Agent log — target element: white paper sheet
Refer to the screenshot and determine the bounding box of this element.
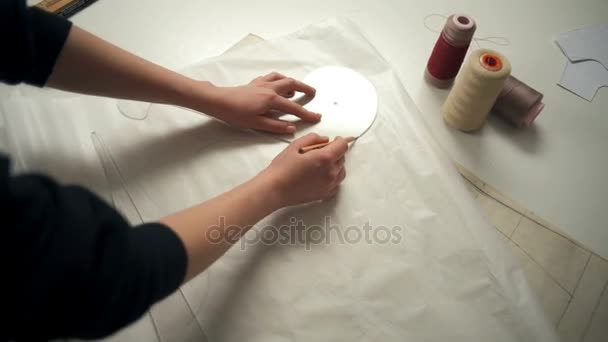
[103,18,556,341]
[558,59,608,101]
[280,66,378,140]
[556,24,608,101]
[1,18,558,342]
[556,24,608,68]
[1,98,112,203]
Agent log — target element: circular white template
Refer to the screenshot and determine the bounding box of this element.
[282,66,378,140]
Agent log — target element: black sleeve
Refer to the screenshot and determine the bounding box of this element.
[0,0,72,86]
[0,156,188,341]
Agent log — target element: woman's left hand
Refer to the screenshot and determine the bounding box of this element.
[198,72,322,134]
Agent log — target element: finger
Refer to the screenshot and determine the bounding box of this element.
[266,109,283,117]
[334,167,346,185]
[290,133,329,150]
[253,116,297,135]
[324,185,341,200]
[272,96,321,122]
[271,78,316,97]
[262,72,287,82]
[322,137,349,160]
[277,90,295,99]
[335,156,345,167]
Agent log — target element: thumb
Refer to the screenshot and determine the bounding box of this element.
[290,133,329,150]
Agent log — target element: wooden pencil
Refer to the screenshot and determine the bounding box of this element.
[35,0,97,18]
[298,137,355,154]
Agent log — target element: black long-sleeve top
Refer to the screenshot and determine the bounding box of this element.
[1,1,188,340]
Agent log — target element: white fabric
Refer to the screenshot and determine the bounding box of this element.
[0,18,558,342]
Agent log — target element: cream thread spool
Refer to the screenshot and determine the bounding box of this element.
[442,49,511,131]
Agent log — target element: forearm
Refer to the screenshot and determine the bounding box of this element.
[47,26,211,109]
[161,172,282,282]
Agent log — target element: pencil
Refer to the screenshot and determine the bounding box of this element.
[298,137,355,154]
[36,0,98,18]
[58,0,97,17]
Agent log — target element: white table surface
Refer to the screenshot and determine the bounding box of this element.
[20,0,608,259]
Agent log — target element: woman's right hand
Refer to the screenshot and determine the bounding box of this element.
[260,133,349,208]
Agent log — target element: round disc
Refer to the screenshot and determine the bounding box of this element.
[284,66,378,140]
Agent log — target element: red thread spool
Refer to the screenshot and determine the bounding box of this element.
[425,14,477,88]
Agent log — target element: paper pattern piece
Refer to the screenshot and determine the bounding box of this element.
[556,24,608,101]
[280,66,378,140]
[556,24,608,68]
[1,18,559,342]
[558,59,608,101]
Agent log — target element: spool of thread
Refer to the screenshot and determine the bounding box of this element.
[443,49,511,131]
[425,14,477,88]
[492,75,544,128]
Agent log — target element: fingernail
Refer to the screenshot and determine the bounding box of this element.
[315,113,322,120]
[286,125,296,133]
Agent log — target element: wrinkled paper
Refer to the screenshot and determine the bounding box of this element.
[1,18,558,342]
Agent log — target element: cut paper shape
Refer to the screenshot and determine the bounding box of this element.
[117,100,152,121]
[555,24,608,101]
[556,24,608,69]
[558,60,608,101]
[281,66,378,140]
